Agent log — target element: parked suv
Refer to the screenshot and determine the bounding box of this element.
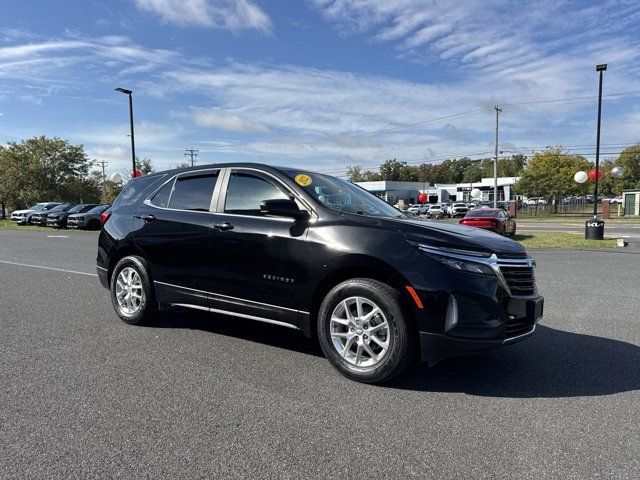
[68,204,110,230]
[11,202,61,225]
[47,203,99,228]
[30,203,75,226]
[97,163,543,384]
[449,202,469,217]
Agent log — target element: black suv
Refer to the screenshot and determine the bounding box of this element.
[97,163,543,383]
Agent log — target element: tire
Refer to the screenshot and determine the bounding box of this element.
[110,255,158,325]
[317,278,415,384]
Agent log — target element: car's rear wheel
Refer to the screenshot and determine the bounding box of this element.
[317,278,415,384]
[110,255,157,325]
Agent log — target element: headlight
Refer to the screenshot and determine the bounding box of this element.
[431,255,496,275]
[416,244,497,276]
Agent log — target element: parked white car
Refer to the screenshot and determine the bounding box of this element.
[10,202,61,225]
[450,202,469,217]
[427,204,446,217]
[526,198,547,206]
[609,196,623,204]
[407,204,428,215]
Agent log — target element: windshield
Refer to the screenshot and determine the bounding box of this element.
[87,204,110,214]
[68,204,87,213]
[284,171,404,218]
[49,204,70,212]
[29,204,45,211]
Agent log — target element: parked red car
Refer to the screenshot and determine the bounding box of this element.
[459,208,516,235]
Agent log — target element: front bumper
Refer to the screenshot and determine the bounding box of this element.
[419,295,543,365]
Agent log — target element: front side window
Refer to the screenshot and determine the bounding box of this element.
[168,172,218,211]
[225,171,289,216]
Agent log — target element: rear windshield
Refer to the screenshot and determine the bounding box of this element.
[111,175,165,209]
[466,210,499,217]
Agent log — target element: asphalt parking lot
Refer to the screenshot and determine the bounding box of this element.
[1,229,639,479]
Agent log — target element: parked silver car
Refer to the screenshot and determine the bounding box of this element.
[10,202,62,225]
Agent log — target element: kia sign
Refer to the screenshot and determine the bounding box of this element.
[585,220,604,240]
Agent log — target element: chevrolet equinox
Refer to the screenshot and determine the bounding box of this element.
[97,163,543,383]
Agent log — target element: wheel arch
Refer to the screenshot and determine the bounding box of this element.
[303,255,418,338]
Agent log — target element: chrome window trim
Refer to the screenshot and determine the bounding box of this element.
[170,303,300,330]
[154,280,309,314]
[143,167,222,214]
[417,244,536,297]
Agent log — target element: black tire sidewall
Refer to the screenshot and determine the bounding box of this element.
[110,256,156,325]
[317,279,411,384]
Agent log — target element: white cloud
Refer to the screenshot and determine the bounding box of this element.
[192,108,270,133]
[133,0,272,32]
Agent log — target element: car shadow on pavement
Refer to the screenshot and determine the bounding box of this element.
[386,325,640,398]
[143,307,325,358]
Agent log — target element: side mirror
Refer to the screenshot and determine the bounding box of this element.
[260,199,309,221]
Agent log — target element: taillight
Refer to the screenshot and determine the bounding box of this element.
[101,211,111,225]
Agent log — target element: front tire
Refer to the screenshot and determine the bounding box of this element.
[317,279,415,384]
[110,255,157,325]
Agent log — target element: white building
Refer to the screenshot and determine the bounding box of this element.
[355,181,428,206]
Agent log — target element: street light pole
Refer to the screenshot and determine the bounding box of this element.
[593,65,606,220]
[115,87,136,176]
[493,105,501,208]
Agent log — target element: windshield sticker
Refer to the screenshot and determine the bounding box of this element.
[295,174,313,186]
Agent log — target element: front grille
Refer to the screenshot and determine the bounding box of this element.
[500,266,536,296]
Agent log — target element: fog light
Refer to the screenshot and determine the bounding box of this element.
[445,295,458,332]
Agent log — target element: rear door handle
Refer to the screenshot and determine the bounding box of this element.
[213,222,234,231]
[140,214,155,223]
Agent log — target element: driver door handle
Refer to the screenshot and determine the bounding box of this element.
[214,222,234,231]
[140,214,156,223]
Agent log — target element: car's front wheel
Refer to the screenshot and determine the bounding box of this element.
[317,278,415,384]
[110,255,157,325]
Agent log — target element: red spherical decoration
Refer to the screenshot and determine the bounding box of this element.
[132,169,143,178]
[588,169,603,181]
[418,193,428,203]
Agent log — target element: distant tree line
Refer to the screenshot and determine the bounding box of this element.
[0,136,157,215]
[346,145,640,202]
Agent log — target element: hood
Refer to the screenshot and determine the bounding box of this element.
[343,214,526,257]
[12,209,33,214]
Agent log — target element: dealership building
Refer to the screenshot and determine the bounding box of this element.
[357,177,520,205]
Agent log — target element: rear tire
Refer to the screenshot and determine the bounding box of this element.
[317,278,415,384]
[110,255,158,325]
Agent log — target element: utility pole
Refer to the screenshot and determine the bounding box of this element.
[493,105,502,208]
[115,87,136,176]
[99,160,108,202]
[185,148,199,167]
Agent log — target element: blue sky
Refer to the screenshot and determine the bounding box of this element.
[1,0,640,177]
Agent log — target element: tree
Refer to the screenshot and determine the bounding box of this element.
[137,156,154,174]
[379,159,407,181]
[616,144,640,190]
[346,165,366,182]
[514,148,591,209]
[0,136,97,210]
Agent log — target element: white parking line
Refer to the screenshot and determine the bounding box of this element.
[0,260,97,277]
[47,235,69,238]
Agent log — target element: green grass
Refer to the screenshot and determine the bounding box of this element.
[512,232,618,249]
[514,215,640,223]
[0,218,95,233]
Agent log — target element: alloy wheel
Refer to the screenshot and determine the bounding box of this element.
[115,267,144,316]
[329,296,390,367]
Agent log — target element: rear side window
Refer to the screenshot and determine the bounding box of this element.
[224,171,289,216]
[149,179,175,208]
[112,175,165,209]
[168,172,218,211]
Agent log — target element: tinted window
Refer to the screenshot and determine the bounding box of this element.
[49,204,70,212]
[80,204,98,213]
[225,171,289,216]
[168,172,218,211]
[87,204,110,214]
[150,179,175,208]
[112,175,165,209]
[68,204,87,213]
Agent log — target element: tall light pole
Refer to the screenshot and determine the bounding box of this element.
[115,87,136,176]
[493,105,502,208]
[585,64,607,240]
[593,64,606,219]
